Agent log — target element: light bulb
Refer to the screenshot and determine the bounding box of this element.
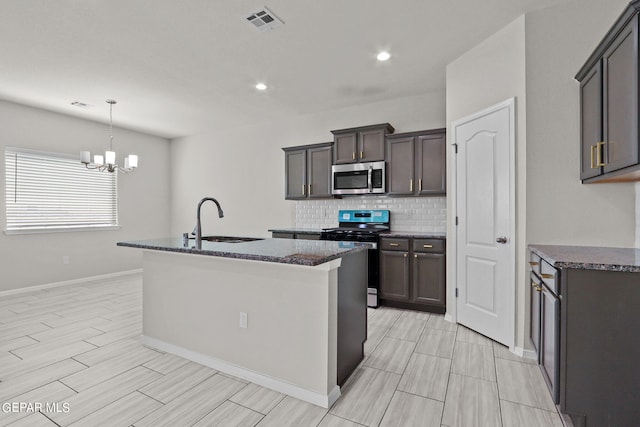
[105,151,116,165]
[377,51,391,61]
[80,151,91,164]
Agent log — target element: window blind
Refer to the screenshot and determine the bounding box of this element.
[5,147,118,231]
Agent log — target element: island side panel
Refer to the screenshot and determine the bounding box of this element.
[141,250,339,398]
[336,250,367,386]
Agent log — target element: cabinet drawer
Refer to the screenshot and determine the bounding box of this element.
[380,238,409,251]
[540,260,559,294]
[529,252,541,275]
[413,239,445,253]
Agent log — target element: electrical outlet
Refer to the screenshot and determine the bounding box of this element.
[63,256,69,265]
[239,312,248,329]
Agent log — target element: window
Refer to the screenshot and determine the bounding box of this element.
[5,147,118,233]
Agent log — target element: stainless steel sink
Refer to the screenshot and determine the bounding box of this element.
[200,236,263,243]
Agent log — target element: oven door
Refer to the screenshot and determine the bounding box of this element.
[332,161,385,195]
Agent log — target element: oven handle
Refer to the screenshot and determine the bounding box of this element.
[367,165,373,192]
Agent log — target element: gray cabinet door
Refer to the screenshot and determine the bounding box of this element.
[285,149,307,200]
[379,250,410,301]
[580,62,603,180]
[603,16,638,174]
[386,137,415,196]
[416,133,446,195]
[412,253,445,306]
[359,128,386,162]
[333,133,358,164]
[529,274,541,361]
[540,285,560,404]
[307,146,332,198]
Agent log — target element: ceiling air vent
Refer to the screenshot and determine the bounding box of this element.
[245,7,284,32]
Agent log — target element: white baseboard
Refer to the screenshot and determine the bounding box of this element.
[444,313,455,324]
[140,335,341,409]
[513,345,538,361]
[0,269,143,297]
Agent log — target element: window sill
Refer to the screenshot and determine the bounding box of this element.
[4,225,122,236]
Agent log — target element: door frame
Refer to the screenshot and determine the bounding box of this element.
[447,97,517,350]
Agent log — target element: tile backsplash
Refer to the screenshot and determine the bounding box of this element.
[295,197,447,232]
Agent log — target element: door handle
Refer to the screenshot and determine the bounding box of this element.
[596,141,606,167]
[496,236,508,244]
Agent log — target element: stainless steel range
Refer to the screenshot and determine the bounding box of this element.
[321,210,390,308]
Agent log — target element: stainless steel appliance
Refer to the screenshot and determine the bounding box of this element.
[331,161,385,195]
[321,209,390,307]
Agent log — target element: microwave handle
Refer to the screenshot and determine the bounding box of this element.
[367,165,373,192]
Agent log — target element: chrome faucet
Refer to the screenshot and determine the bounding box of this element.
[193,197,224,246]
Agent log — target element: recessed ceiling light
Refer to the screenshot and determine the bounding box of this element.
[377,51,391,62]
[255,83,268,91]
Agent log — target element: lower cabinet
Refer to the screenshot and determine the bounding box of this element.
[529,248,640,426]
[379,237,445,312]
[529,254,560,404]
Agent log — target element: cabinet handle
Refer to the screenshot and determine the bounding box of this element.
[409,179,413,192]
[541,273,554,279]
[308,184,312,195]
[360,151,364,159]
[596,141,606,167]
[352,152,356,160]
[531,282,543,292]
[389,243,400,247]
[414,254,418,258]
[419,179,422,192]
[423,244,433,248]
[529,261,539,266]
[403,253,407,258]
[302,184,306,196]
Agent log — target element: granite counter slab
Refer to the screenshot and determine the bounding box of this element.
[117,237,370,267]
[268,228,324,235]
[529,244,640,273]
[379,232,446,239]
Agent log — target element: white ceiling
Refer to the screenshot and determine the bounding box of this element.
[0,0,570,139]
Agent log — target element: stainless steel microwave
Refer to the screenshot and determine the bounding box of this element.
[331,161,386,195]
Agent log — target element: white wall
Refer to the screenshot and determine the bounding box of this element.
[170,91,446,237]
[446,16,528,349]
[525,0,635,248]
[0,100,171,291]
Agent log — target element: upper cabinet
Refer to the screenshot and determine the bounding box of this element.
[576,4,640,183]
[386,129,446,196]
[331,123,394,164]
[282,142,333,200]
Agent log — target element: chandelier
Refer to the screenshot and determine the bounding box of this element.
[80,100,138,173]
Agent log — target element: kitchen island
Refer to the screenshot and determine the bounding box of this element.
[117,237,370,408]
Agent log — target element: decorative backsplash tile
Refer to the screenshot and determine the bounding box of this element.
[295,197,447,232]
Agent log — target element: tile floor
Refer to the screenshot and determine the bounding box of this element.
[0,275,565,426]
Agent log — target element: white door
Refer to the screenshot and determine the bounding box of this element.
[454,98,515,348]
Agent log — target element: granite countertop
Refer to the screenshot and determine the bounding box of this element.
[380,231,447,239]
[268,228,324,235]
[117,237,370,267]
[529,244,640,273]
